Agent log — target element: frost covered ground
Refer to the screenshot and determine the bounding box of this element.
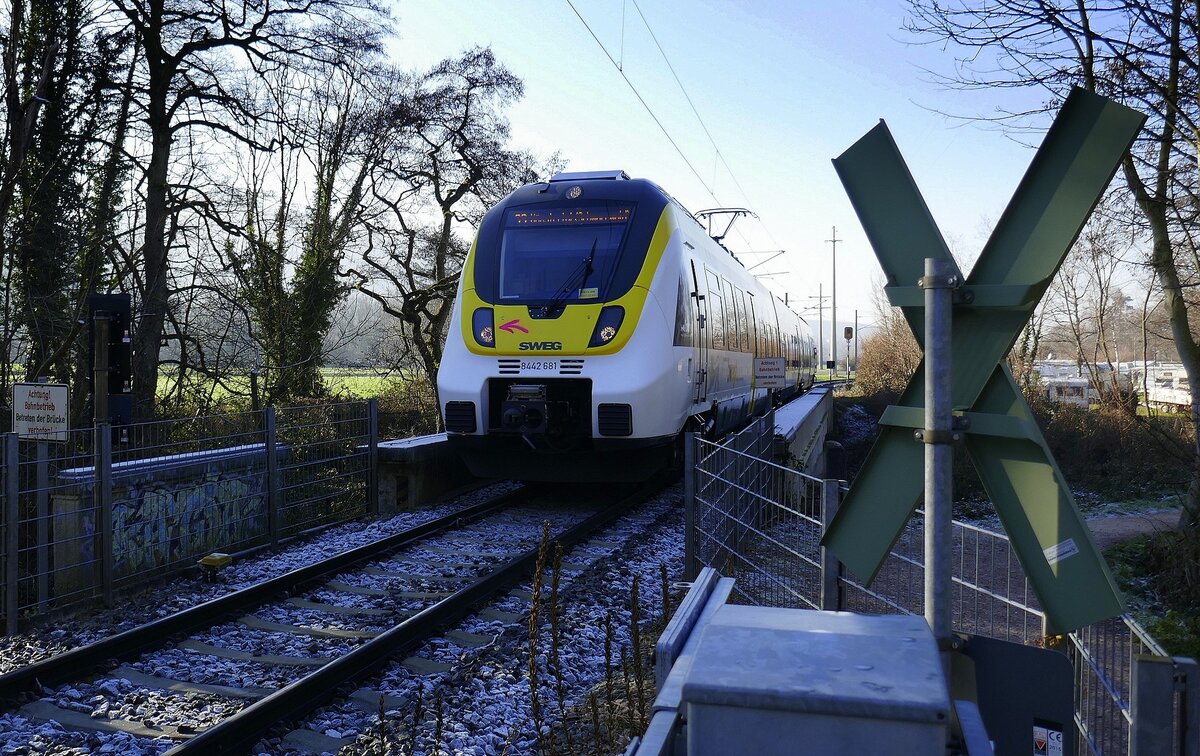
[0,480,686,755]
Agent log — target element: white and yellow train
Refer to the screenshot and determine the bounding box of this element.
[438,170,816,481]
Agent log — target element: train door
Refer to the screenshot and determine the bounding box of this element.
[689,260,708,402]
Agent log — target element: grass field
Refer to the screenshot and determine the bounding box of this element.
[156,367,418,402]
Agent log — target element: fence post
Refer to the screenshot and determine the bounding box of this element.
[95,422,113,606]
[684,432,697,580]
[763,410,776,529]
[265,406,280,546]
[1185,658,1200,756]
[732,430,745,553]
[367,398,379,516]
[35,440,48,609]
[5,433,18,634]
[820,479,841,611]
[1131,654,1192,755]
[719,439,734,573]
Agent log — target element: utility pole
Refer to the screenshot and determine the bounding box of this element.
[827,227,840,376]
[807,285,829,368]
[854,309,859,371]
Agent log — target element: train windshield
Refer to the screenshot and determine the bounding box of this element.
[498,202,635,303]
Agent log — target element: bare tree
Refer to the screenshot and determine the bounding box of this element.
[1011,303,1045,390]
[855,280,923,397]
[111,0,388,417]
[1040,212,1136,404]
[222,57,418,404]
[347,47,559,390]
[907,0,1200,524]
[0,0,132,422]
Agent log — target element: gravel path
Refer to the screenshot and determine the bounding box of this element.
[1087,507,1182,549]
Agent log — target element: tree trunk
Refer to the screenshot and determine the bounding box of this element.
[1147,223,1200,526]
[132,77,172,419]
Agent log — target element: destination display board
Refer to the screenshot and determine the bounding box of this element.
[12,383,69,442]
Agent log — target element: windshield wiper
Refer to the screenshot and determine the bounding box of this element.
[538,238,597,316]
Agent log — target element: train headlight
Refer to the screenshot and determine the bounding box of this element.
[472,308,495,347]
[588,306,625,347]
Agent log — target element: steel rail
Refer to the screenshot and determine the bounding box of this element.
[165,478,663,755]
[0,487,527,701]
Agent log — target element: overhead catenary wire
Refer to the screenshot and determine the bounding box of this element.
[565,0,721,204]
[566,0,789,288]
[628,0,784,254]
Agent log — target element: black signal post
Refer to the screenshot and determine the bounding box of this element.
[87,294,133,442]
[92,314,110,424]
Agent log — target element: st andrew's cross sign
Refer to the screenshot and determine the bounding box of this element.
[823,89,1145,633]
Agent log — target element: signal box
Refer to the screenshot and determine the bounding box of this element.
[87,293,133,436]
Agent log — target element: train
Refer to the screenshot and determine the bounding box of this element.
[437,170,817,481]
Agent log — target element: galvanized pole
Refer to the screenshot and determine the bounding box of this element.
[96,422,113,606]
[820,479,841,611]
[264,406,280,546]
[35,376,48,609]
[4,433,18,634]
[683,432,696,580]
[854,310,859,372]
[1131,654,1199,755]
[817,284,823,368]
[921,257,955,669]
[827,227,839,376]
[366,398,379,516]
[35,438,47,609]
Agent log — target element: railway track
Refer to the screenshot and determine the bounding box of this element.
[814,376,854,390]
[0,479,666,754]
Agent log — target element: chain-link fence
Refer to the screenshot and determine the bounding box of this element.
[685,419,1183,755]
[1,400,378,633]
[686,410,828,610]
[276,402,371,537]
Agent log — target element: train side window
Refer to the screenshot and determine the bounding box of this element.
[730,284,748,353]
[722,278,738,352]
[705,270,725,349]
[733,288,746,352]
[729,285,742,352]
[721,278,733,351]
[674,275,693,346]
[745,292,757,356]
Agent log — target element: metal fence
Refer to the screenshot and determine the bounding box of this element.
[685,422,1187,755]
[686,410,831,611]
[0,400,378,633]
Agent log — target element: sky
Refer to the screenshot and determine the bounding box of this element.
[388,0,1051,354]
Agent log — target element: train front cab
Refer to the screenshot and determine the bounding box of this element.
[439,173,685,481]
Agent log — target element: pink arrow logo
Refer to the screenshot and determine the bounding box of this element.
[499,319,529,334]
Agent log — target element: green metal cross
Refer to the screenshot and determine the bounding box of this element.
[823,88,1145,633]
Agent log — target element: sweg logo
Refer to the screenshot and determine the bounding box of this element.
[519,341,563,351]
